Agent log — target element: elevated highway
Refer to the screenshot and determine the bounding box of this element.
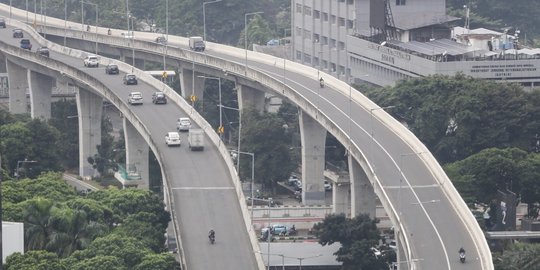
[0,4,493,270]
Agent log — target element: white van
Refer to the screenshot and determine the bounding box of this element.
[165,132,181,146]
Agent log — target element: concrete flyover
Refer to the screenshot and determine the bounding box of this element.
[0,4,493,270]
[0,16,263,270]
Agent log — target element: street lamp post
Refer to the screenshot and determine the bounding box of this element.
[244,12,264,74]
[231,150,254,222]
[81,1,98,55]
[252,197,273,270]
[296,254,323,270]
[221,105,242,172]
[15,159,38,180]
[197,76,222,139]
[203,0,222,42]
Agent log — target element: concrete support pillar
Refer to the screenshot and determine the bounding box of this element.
[237,84,265,112]
[123,117,149,189]
[349,156,376,218]
[76,88,102,178]
[299,111,327,205]
[0,54,8,98]
[180,68,204,100]
[6,59,28,114]
[333,181,351,216]
[28,71,54,119]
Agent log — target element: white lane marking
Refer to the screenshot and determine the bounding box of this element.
[171,187,235,190]
[384,184,440,189]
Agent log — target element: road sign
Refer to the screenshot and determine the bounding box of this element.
[162,71,168,79]
[190,95,197,102]
[218,126,224,134]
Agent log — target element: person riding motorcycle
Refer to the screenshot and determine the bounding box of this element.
[459,247,466,263]
[208,229,216,244]
[319,77,325,88]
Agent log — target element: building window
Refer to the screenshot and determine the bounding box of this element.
[338,41,345,50]
[322,60,328,69]
[339,65,345,75]
[296,3,302,13]
[338,17,345,27]
[295,27,302,36]
[314,57,320,66]
[330,39,337,48]
[313,33,320,43]
[347,20,354,29]
[321,36,328,45]
[304,54,311,64]
[303,29,311,40]
[347,0,354,4]
[396,0,406,5]
[296,50,302,60]
[314,10,320,19]
[322,12,329,21]
[303,6,312,16]
[331,15,336,24]
[331,63,337,72]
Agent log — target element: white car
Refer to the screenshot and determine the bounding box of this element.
[176,117,191,132]
[165,132,181,146]
[128,92,143,105]
[324,180,332,191]
[83,55,99,67]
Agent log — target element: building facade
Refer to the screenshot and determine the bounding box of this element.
[292,0,540,87]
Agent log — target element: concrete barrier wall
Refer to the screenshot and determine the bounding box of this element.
[8,9,493,267]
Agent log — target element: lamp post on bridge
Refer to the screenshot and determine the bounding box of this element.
[197,76,223,139]
[251,197,274,270]
[221,104,242,172]
[81,1,98,55]
[231,150,254,222]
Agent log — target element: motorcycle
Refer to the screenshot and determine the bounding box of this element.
[459,252,466,263]
[209,234,215,244]
[319,79,325,88]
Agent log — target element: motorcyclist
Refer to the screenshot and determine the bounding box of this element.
[319,77,325,88]
[459,247,466,255]
[459,247,466,262]
[107,28,112,35]
[209,229,215,239]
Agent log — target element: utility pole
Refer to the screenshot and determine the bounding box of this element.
[0,155,3,270]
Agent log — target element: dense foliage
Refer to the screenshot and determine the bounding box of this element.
[363,74,540,164]
[1,173,177,270]
[312,214,393,270]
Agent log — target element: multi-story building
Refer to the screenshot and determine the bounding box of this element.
[292,0,540,88]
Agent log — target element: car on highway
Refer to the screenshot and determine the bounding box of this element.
[287,174,299,186]
[261,224,288,237]
[127,92,143,105]
[12,28,23,38]
[105,64,119,74]
[123,74,138,85]
[83,55,99,67]
[165,132,181,146]
[176,117,191,132]
[152,91,167,104]
[155,36,167,45]
[20,39,32,50]
[0,18,6,28]
[324,180,332,191]
[36,46,49,57]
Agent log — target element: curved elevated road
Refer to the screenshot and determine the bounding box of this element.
[0,4,492,270]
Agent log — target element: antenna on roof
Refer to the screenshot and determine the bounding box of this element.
[463,5,470,30]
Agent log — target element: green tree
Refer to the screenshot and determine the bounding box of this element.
[5,250,67,270]
[238,14,275,49]
[50,99,79,169]
[312,214,389,269]
[2,172,77,204]
[134,253,181,270]
[495,243,540,270]
[22,197,55,251]
[241,108,295,189]
[112,212,167,253]
[69,255,127,270]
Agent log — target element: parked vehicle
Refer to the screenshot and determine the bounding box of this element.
[121,31,134,39]
[105,64,119,74]
[155,36,167,44]
[176,117,191,132]
[152,91,167,104]
[165,132,181,146]
[288,174,299,186]
[324,180,332,191]
[123,74,138,85]
[189,36,205,52]
[20,39,32,50]
[36,46,49,57]
[188,129,204,151]
[127,92,143,105]
[83,55,99,67]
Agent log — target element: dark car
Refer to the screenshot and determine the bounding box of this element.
[155,36,167,45]
[36,46,49,57]
[152,91,167,104]
[13,29,23,38]
[20,39,32,50]
[105,64,119,75]
[0,18,6,28]
[123,74,138,85]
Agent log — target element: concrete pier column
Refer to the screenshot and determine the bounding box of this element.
[76,88,103,178]
[349,156,376,218]
[237,84,265,112]
[180,68,204,100]
[123,117,149,189]
[6,59,28,114]
[28,71,54,119]
[299,111,327,205]
[333,180,351,216]
[0,54,8,98]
